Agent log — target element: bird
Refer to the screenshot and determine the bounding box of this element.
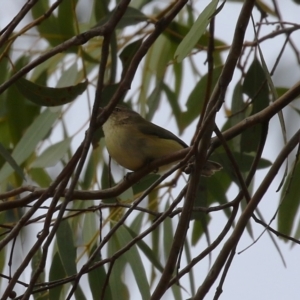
[102,105,222,176]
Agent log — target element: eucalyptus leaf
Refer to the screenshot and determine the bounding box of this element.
[0,142,25,180]
[88,246,113,300]
[49,252,66,300]
[95,6,147,29]
[174,0,219,62]
[56,220,77,276]
[0,109,60,183]
[115,225,151,299]
[278,160,300,237]
[15,78,88,107]
[31,138,72,168]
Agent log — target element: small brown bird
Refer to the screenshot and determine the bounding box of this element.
[102,106,222,175]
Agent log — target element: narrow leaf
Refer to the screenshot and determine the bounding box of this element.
[115,225,151,299]
[15,78,88,107]
[126,225,164,272]
[88,246,113,300]
[56,220,77,276]
[31,138,72,168]
[0,142,25,180]
[0,109,60,183]
[95,6,147,29]
[278,159,300,237]
[174,0,219,62]
[49,252,66,300]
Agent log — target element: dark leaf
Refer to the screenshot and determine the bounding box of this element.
[94,6,147,29]
[0,143,25,180]
[15,78,88,107]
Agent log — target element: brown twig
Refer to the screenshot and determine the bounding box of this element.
[0,0,40,48]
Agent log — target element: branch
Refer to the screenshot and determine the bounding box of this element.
[0,0,40,48]
[0,0,131,94]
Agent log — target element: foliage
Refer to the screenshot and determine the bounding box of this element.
[0,0,300,299]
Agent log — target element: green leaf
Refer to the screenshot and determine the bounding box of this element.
[57,63,79,87]
[95,6,147,29]
[229,80,245,127]
[6,79,40,146]
[108,233,129,300]
[174,0,219,62]
[57,0,76,41]
[126,225,164,272]
[180,65,223,131]
[163,201,174,260]
[118,187,134,202]
[88,246,113,300]
[15,78,88,107]
[162,83,182,131]
[138,35,174,110]
[82,209,97,246]
[31,0,76,47]
[211,150,271,188]
[0,143,25,180]
[243,59,269,113]
[0,108,60,183]
[132,174,160,195]
[31,138,72,168]
[49,251,66,300]
[82,151,98,189]
[56,220,87,300]
[241,58,269,153]
[278,159,300,237]
[120,38,143,78]
[115,225,151,299]
[146,80,164,121]
[28,168,52,188]
[31,248,45,300]
[56,220,77,276]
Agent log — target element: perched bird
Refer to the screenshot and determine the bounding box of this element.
[102,106,222,176]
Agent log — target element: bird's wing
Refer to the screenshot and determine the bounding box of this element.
[138,121,188,148]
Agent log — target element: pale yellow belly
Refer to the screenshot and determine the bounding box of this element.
[103,124,184,171]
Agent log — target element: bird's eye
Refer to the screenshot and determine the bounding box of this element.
[114,107,121,112]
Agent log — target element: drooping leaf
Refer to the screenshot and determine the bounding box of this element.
[146,80,164,121]
[31,0,76,47]
[28,168,52,188]
[132,174,160,195]
[278,159,300,238]
[94,6,148,29]
[180,65,223,132]
[241,58,269,153]
[126,225,164,272]
[0,108,60,183]
[211,150,271,185]
[163,201,174,259]
[88,246,113,300]
[56,220,77,277]
[0,143,25,180]
[138,34,174,111]
[6,74,40,146]
[49,251,66,300]
[31,247,45,300]
[15,77,88,107]
[174,0,219,62]
[56,220,87,300]
[115,225,151,299]
[120,38,144,78]
[31,138,72,168]
[82,151,98,189]
[107,232,130,300]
